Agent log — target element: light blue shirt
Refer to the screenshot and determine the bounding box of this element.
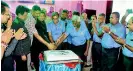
[65,19,73,44]
[65,21,91,46]
[93,23,105,43]
[60,19,72,43]
[47,20,65,42]
[101,23,126,48]
[123,31,133,57]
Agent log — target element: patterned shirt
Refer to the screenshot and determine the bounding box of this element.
[25,13,38,44]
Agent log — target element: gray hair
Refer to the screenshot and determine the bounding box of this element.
[72,15,81,22]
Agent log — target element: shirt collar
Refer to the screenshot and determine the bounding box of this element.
[59,18,70,22]
[52,20,60,26]
[99,22,105,26]
[14,17,25,24]
[111,23,120,27]
[18,17,24,22]
[97,22,105,28]
[127,31,133,35]
[130,31,133,35]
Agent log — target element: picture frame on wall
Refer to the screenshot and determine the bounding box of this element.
[9,0,55,4]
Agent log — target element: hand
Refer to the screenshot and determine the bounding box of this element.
[92,22,96,28]
[52,43,58,50]
[21,55,27,61]
[1,29,13,44]
[84,19,88,23]
[55,39,60,46]
[125,9,132,15]
[7,17,12,29]
[47,43,56,50]
[91,29,94,34]
[84,50,88,56]
[20,33,27,40]
[116,38,125,45]
[102,26,110,33]
[14,28,27,40]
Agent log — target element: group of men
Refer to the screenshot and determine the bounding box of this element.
[1,1,133,71]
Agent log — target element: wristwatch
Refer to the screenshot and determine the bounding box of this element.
[108,31,111,34]
[1,41,8,48]
[123,43,126,48]
[116,37,120,41]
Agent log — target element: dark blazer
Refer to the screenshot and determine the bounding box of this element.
[12,17,31,55]
[35,19,49,42]
[85,21,93,41]
[32,19,49,52]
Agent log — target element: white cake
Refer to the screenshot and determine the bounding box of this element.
[44,50,81,64]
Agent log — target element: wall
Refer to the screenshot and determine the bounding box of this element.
[83,0,107,15]
[112,0,133,21]
[4,0,107,16]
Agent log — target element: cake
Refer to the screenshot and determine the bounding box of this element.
[44,50,81,64]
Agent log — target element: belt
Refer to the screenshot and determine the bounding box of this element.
[124,55,133,59]
[93,41,101,44]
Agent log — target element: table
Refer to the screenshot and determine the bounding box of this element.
[39,60,81,71]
